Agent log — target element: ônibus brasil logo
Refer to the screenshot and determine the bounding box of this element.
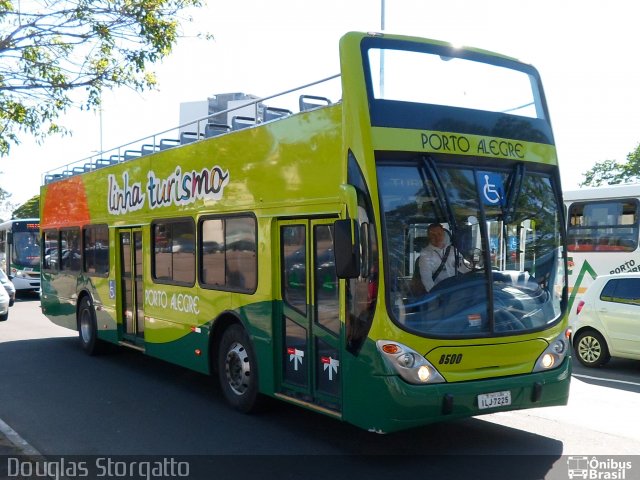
[567,456,632,479]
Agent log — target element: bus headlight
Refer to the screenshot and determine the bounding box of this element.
[417,365,431,382]
[398,353,415,368]
[533,331,569,372]
[376,340,445,385]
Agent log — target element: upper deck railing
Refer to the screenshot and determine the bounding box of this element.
[42,74,341,185]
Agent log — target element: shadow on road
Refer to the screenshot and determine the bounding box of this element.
[0,335,565,479]
[15,291,41,303]
[572,356,640,394]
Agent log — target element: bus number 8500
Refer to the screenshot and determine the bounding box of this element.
[439,353,463,365]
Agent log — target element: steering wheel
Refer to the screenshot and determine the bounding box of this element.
[494,308,527,332]
[464,248,484,271]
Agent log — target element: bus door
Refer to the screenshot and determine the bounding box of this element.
[277,219,342,413]
[117,228,145,346]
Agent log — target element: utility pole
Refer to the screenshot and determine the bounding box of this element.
[380,0,386,97]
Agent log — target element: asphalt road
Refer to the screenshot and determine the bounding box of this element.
[2,297,640,480]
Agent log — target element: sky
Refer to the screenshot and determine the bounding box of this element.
[3,0,640,211]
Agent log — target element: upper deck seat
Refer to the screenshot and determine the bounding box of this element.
[231,116,256,130]
[263,106,293,122]
[299,95,331,111]
[180,131,205,145]
[160,138,180,150]
[205,123,231,138]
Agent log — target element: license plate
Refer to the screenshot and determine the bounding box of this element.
[478,390,512,410]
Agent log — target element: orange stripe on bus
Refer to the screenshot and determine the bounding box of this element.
[42,177,91,227]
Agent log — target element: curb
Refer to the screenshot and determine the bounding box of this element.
[0,417,41,457]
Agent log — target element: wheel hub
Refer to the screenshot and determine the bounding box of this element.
[578,336,601,364]
[225,342,250,395]
[80,309,92,343]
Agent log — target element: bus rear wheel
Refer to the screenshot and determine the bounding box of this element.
[217,324,263,413]
[78,297,102,356]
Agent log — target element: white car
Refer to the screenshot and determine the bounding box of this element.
[0,269,16,306]
[569,273,640,367]
[0,280,9,321]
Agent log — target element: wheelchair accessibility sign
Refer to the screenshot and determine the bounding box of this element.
[476,171,504,206]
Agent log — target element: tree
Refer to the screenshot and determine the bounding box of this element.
[579,159,626,187]
[0,0,205,156]
[12,193,39,218]
[581,143,640,187]
[0,182,16,220]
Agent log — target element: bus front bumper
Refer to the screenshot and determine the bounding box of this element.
[346,356,572,434]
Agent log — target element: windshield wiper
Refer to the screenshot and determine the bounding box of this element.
[503,163,526,224]
[420,155,457,234]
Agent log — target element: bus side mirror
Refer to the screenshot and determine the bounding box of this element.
[6,232,12,245]
[334,219,360,279]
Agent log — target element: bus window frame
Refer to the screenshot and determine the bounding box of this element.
[59,226,82,273]
[151,217,196,288]
[359,36,554,144]
[198,213,258,294]
[82,224,110,277]
[567,198,639,253]
[42,229,60,273]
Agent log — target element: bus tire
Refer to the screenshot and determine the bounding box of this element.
[217,324,263,413]
[78,297,102,356]
[574,330,610,368]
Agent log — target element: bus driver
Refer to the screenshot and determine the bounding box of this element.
[419,223,470,292]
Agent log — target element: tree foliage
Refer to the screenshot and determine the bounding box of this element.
[0,181,16,219]
[581,143,640,187]
[0,0,204,156]
[12,193,39,218]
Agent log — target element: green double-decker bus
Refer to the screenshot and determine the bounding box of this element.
[40,32,571,433]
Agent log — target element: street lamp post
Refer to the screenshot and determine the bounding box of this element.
[379,0,386,97]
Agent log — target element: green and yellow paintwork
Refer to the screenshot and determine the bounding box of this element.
[40,31,569,433]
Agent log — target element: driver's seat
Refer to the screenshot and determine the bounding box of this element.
[410,256,426,296]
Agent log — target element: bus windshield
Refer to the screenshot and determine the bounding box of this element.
[379,158,565,337]
[12,230,41,268]
[368,47,544,119]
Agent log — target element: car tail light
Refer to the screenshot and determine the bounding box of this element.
[576,300,585,315]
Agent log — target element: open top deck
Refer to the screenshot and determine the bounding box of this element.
[42,74,342,184]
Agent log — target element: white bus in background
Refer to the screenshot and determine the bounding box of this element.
[564,184,640,311]
[0,218,41,292]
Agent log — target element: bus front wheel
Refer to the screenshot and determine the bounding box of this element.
[217,324,263,413]
[78,297,102,356]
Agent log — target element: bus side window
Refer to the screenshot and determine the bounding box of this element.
[43,230,60,271]
[225,217,257,291]
[83,225,109,276]
[152,219,195,285]
[60,228,81,272]
[199,215,257,293]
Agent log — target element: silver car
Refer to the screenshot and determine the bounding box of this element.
[0,269,16,307]
[0,278,9,321]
